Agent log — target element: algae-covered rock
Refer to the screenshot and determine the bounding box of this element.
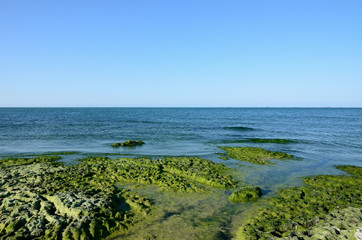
[111,140,145,147]
[229,186,262,203]
[0,156,153,240]
[0,155,237,239]
[0,156,61,168]
[237,165,362,239]
[308,207,362,240]
[121,140,145,147]
[79,156,237,191]
[219,146,294,164]
[111,142,122,148]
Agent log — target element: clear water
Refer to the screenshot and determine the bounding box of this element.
[1,108,362,238]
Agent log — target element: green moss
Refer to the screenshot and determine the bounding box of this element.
[229,186,262,203]
[234,138,295,144]
[121,140,145,147]
[0,155,237,239]
[78,156,237,191]
[237,165,362,239]
[219,147,294,164]
[336,165,362,177]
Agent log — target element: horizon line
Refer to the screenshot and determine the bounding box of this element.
[0,106,362,109]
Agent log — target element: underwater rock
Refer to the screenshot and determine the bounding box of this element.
[229,186,262,203]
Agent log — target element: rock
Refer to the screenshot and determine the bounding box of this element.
[121,140,145,147]
[111,142,122,148]
[229,186,262,203]
[356,228,362,240]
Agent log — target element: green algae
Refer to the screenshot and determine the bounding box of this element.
[337,165,362,176]
[0,155,237,239]
[235,138,295,144]
[78,156,237,191]
[0,156,153,240]
[307,207,361,240]
[236,165,362,239]
[229,186,262,203]
[219,147,294,164]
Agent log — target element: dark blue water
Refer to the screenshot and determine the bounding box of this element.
[1,108,361,190]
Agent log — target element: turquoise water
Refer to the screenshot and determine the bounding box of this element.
[1,108,362,238]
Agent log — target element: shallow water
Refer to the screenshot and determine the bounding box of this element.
[1,108,361,238]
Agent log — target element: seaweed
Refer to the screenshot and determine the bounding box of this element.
[229,186,262,203]
[219,147,294,164]
[236,165,362,239]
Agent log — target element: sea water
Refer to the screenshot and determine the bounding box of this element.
[1,108,361,238]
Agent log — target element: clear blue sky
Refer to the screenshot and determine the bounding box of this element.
[1,0,361,107]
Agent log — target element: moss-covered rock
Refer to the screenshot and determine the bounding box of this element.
[229,186,262,203]
[78,156,237,191]
[121,140,145,147]
[111,141,145,148]
[111,142,122,148]
[0,156,61,168]
[219,147,294,164]
[0,156,152,240]
[237,165,362,239]
[0,155,237,239]
[308,207,361,240]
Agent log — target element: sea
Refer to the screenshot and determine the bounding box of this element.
[1,107,362,179]
[1,107,362,238]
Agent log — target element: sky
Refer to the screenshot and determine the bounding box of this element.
[0,0,361,107]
